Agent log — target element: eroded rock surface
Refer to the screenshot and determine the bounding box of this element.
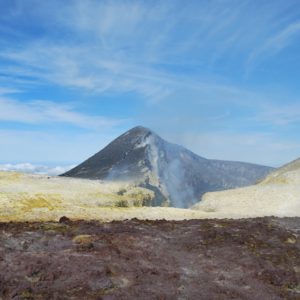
[0,217,299,299]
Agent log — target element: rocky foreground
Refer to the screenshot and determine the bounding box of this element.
[0,217,299,299]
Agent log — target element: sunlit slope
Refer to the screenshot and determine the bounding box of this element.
[0,171,160,221]
[193,158,300,217]
[0,171,214,222]
[260,157,300,184]
[3,164,298,222]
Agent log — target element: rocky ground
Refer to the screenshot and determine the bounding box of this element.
[0,217,299,300]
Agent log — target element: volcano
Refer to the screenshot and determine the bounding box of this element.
[61,126,273,207]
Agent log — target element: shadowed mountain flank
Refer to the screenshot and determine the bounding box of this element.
[61,126,273,207]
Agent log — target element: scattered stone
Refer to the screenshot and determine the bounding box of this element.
[59,216,70,223]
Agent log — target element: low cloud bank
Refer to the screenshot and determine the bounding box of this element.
[0,163,75,176]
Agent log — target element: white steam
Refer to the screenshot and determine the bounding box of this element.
[146,135,197,208]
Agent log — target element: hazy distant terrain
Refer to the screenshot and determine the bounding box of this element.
[62,126,273,207]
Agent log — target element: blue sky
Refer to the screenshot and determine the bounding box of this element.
[1,0,300,171]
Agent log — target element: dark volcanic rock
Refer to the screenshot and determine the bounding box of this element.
[0,217,299,299]
[61,126,273,207]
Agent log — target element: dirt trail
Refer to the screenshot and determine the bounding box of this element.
[0,217,299,299]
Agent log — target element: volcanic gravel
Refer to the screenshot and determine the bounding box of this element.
[0,217,299,299]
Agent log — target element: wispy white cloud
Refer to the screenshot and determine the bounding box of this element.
[0,1,300,166]
[0,44,171,101]
[2,0,299,101]
[0,87,22,95]
[248,21,300,69]
[0,97,122,129]
[253,102,300,126]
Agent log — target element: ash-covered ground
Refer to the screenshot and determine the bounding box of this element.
[0,217,299,299]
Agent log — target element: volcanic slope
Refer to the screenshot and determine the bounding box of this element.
[193,157,300,217]
[62,126,272,207]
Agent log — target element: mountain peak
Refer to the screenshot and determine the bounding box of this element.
[125,126,155,137]
[130,125,152,132]
[61,127,273,207]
